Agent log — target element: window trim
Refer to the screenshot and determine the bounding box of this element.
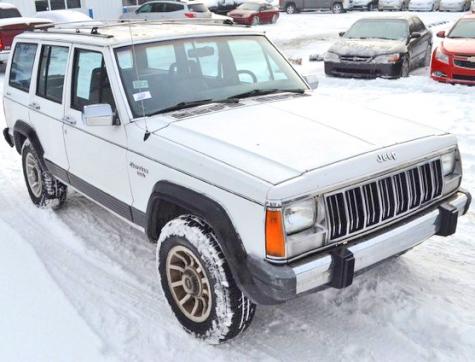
[9,42,38,93]
[36,44,69,104]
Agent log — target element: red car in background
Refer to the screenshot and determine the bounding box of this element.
[431,13,475,85]
[0,3,51,64]
[228,2,279,26]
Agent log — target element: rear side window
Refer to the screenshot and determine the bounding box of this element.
[9,43,38,92]
[188,4,207,12]
[165,3,184,11]
[71,49,116,112]
[0,8,21,18]
[37,45,69,103]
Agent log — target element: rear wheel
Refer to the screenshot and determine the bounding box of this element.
[332,2,344,13]
[157,215,256,344]
[424,45,432,67]
[21,140,67,209]
[285,3,297,14]
[251,15,260,26]
[271,14,278,24]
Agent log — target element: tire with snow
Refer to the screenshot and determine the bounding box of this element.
[332,2,344,13]
[423,45,432,67]
[21,140,67,209]
[285,3,297,14]
[157,215,256,344]
[400,55,410,78]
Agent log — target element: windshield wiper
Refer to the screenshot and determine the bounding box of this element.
[229,88,305,100]
[152,98,239,115]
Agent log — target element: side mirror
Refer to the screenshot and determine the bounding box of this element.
[410,32,422,39]
[303,74,319,90]
[339,31,345,37]
[83,104,115,126]
[436,30,446,38]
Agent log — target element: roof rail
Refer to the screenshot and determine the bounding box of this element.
[29,18,244,38]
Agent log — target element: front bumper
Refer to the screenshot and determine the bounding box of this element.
[431,55,475,85]
[247,191,471,304]
[325,59,403,79]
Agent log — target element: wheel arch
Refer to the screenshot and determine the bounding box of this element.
[145,181,290,305]
[13,120,44,159]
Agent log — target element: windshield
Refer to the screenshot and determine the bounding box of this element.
[0,8,21,18]
[237,3,261,11]
[345,19,409,40]
[115,35,306,117]
[448,19,475,39]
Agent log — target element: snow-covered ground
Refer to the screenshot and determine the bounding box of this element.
[1,11,474,362]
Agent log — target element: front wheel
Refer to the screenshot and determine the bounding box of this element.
[251,15,260,26]
[424,45,432,67]
[271,14,278,24]
[332,2,344,13]
[400,55,410,78]
[21,140,67,209]
[157,215,256,344]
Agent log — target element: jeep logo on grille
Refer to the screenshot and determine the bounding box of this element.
[377,152,397,163]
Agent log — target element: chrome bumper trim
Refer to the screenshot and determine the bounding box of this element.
[293,192,468,294]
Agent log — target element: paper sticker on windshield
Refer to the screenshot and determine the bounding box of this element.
[133,80,149,89]
[133,91,152,102]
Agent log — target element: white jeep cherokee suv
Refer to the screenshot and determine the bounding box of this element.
[2,21,471,344]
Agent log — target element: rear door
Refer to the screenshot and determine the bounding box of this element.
[28,43,71,173]
[409,18,429,64]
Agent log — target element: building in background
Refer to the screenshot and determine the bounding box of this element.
[3,0,150,20]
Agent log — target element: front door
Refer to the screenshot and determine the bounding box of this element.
[63,46,133,219]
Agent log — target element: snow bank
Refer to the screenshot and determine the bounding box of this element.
[0,219,114,362]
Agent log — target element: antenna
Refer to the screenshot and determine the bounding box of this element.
[126,22,151,141]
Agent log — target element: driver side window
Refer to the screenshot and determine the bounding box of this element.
[137,4,152,13]
[71,49,116,113]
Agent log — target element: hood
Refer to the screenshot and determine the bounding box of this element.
[150,95,445,184]
[329,38,407,57]
[442,38,475,55]
[228,10,255,16]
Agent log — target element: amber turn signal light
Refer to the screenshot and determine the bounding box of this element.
[265,209,286,258]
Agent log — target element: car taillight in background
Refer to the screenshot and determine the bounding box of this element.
[185,12,196,18]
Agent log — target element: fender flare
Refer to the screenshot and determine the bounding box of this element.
[146,181,294,304]
[13,120,44,159]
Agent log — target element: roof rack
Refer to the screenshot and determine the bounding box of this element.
[30,17,240,38]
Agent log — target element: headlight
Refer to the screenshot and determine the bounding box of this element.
[283,199,316,234]
[373,53,400,64]
[441,152,456,176]
[324,52,340,62]
[435,47,449,64]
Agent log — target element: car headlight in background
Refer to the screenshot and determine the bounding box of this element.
[324,52,340,62]
[283,198,316,234]
[435,47,449,64]
[373,53,400,64]
[441,151,456,176]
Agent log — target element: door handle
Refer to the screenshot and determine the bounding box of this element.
[29,102,40,110]
[62,116,76,125]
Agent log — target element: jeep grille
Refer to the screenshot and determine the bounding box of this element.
[325,158,444,241]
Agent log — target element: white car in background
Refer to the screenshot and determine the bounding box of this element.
[378,0,410,10]
[408,0,441,10]
[351,0,378,10]
[439,0,472,10]
[120,1,213,20]
[34,10,102,28]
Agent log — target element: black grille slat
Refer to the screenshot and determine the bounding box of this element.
[325,159,443,242]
